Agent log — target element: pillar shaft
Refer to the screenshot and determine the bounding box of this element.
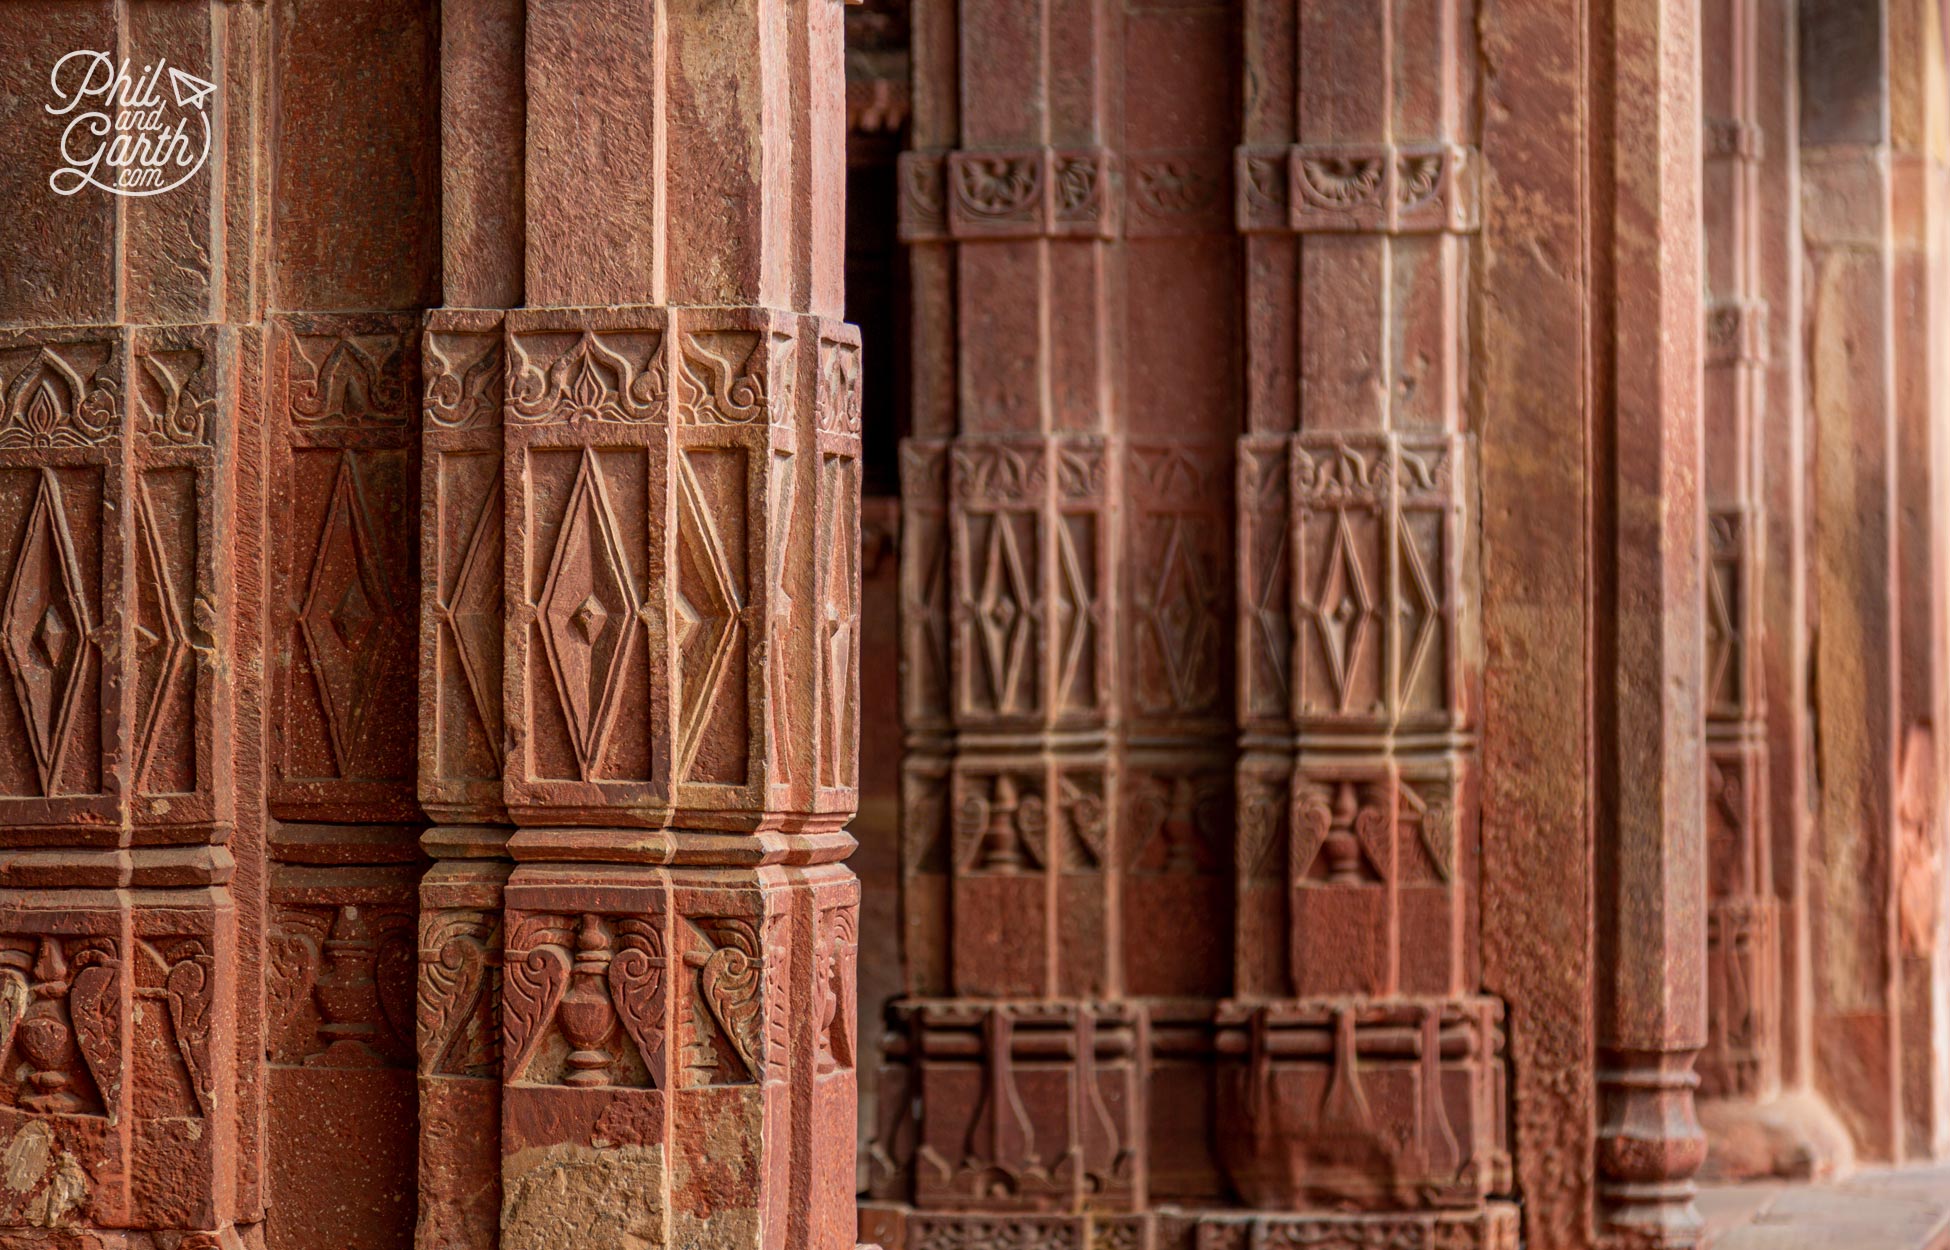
[1699,0,1781,1109]
[1594,0,1710,1243]
[1226,0,1506,1231]
[878,0,1246,1237]
[417,2,861,1248]
[0,2,267,1245]
[1800,0,1906,1162]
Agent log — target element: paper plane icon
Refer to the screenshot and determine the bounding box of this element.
[168,67,216,110]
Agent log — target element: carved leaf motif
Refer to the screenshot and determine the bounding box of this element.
[419,925,489,1076]
[1396,152,1446,208]
[1411,788,1456,884]
[0,348,118,449]
[819,340,863,434]
[266,918,324,1053]
[902,154,946,218]
[1296,154,1385,210]
[696,922,764,1081]
[1352,789,1392,882]
[1133,159,1217,217]
[1245,153,1288,211]
[502,943,570,1080]
[423,335,503,430]
[1293,786,1334,882]
[0,968,26,1065]
[508,330,663,425]
[608,921,666,1085]
[953,155,1042,220]
[678,332,770,424]
[163,941,216,1116]
[1053,156,1101,216]
[68,947,119,1112]
[289,333,407,426]
[1293,441,1391,503]
[1237,778,1287,882]
[815,907,856,1074]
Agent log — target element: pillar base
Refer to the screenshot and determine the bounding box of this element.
[1212,997,1510,1212]
[858,1203,1520,1250]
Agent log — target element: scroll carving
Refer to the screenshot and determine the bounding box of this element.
[288,330,411,427]
[135,343,215,446]
[423,332,504,431]
[419,910,500,1079]
[676,330,775,426]
[674,917,766,1087]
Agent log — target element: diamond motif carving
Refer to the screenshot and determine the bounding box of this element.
[3,471,93,794]
[133,477,193,790]
[538,451,641,779]
[441,479,505,750]
[1308,512,1378,715]
[300,453,400,774]
[673,451,746,782]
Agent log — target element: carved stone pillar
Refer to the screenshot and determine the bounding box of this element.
[1222,0,1509,1242]
[1696,0,1860,1186]
[1698,0,1779,1115]
[0,3,267,1246]
[416,1,861,1247]
[1593,0,1709,1244]
[260,3,440,1248]
[872,0,1246,1241]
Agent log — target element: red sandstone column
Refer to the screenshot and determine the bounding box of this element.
[886,0,1141,1225]
[1224,0,1511,1243]
[417,1,861,1247]
[1887,0,1950,1160]
[415,3,521,1244]
[259,2,440,1247]
[1476,0,1600,1243]
[1755,0,1813,1112]
[1698,0,1859,1184]
[0,2,274,1240]
[872,0,1244,1242]
[1698,0,1781,1125]
[0,4,265,1246]
[1800,0,1906,1161]
[1593,0,1709,1244]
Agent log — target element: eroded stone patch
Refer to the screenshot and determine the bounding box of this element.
[1,1119,89,1227]
[501,1141,665,1250]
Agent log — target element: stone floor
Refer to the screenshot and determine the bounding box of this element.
[1702,1168,1950,1248]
